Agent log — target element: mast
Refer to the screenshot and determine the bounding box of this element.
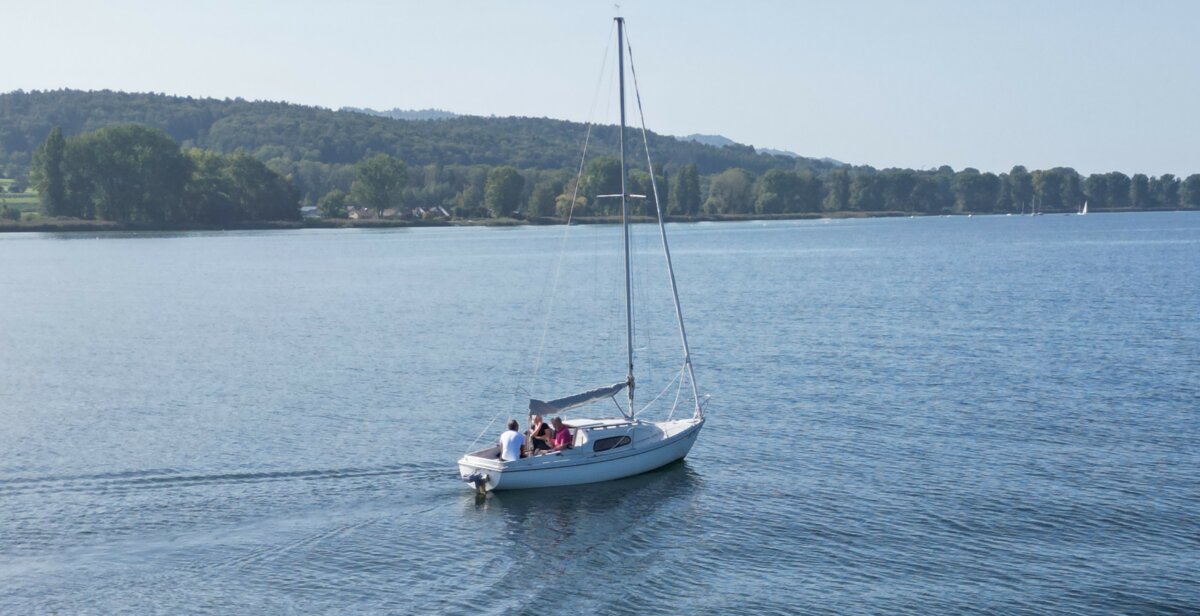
[616,16,635,416]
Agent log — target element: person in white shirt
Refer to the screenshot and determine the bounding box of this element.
[498,419,525,462]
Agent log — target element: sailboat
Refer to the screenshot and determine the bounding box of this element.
[1078,200,1088,215]
[457,17,705,493]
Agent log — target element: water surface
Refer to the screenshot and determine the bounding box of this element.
[1,213,1197,614]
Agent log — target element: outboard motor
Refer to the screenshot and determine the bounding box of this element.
[464,472,488,494]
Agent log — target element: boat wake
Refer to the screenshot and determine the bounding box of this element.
[0,463,443,497]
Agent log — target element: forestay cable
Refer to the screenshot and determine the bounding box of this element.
[624,25,703,417]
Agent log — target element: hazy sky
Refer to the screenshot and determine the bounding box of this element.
[5,0,1198,176]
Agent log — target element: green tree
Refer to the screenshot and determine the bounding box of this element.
[62,139,97,219]
[795,170,823,212]
[908,175,938,213]
[637,164,667,216]
[1106,172,1131,207]
[63,125,191,223]
[1084,174,1110,209]
[1033,168,1076,212]
[183,148,237,224]
[351,153,407,217]
[1152,174,1180,209]
[995,173,1013,212]
[703,168,754,214]
[581,157,622,215]
[1130,173,1149,209]
[32,127,67,216]
[880,169,919,212]
[929,165,956,213]
[823,168,850,212]
[755,169,800,214]
[1182,174,1200,208]
[226,153,299,220]
[455,184,484,217]
[981,172,1002,212]
[1061,169,1083,212]
[849,172,884,211]
[668,163,700,216]
[180,148,298,223]
[484,166,525,217]
[527,180,559,218]
[1099,170,1123,206]
[317,188,349,218]
[1008,165,1034,212]
[628,169,663,215]
[551,176,589,217]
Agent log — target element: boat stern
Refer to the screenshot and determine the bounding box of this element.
[458,453,503,493]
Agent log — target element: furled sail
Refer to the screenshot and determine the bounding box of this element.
[529,382,627,415]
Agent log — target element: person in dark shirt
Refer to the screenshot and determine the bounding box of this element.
[527,414,553,454]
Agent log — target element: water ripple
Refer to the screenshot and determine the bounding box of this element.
[2,214,1199,614]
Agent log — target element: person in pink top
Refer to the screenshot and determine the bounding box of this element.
[551,417,572,451]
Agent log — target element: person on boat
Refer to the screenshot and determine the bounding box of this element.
[526,414,553,454]
[550,417,572,451]
[498,419,525,461]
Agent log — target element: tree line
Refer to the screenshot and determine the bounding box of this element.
[30,124,1200,225]
[357,158,1199,219]
[11,90,1199,222]
[698,165,1200,216]
[33,125,299,224]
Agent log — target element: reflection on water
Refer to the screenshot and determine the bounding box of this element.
[470,460,700,518]
[453,461,707,612]
[467,462,701,564]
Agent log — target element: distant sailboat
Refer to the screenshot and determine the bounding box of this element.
[1078,200,1088,216]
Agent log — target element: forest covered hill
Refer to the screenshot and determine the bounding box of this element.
[0,89,829,206]
[4,89,1198,222]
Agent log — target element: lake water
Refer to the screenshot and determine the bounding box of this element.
[1,212,1198,614]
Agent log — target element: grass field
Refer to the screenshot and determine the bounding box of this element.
[0,178,40,213]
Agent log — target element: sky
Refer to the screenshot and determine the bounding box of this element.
[4,0,1198,177]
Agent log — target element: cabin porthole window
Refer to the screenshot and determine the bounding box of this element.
[592,435,631,453]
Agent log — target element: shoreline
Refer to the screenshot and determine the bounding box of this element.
[0,207,1191,234]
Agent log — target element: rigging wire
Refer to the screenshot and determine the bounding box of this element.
[624,24,703,416]
[469,22,617,454]
[634,209,658,399]
[526,20,615,402]
[665,349,687,421]
[636,362,685,417]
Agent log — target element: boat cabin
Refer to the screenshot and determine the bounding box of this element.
[463,418,665,464]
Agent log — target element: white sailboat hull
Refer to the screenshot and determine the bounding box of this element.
[458,418,703,492]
